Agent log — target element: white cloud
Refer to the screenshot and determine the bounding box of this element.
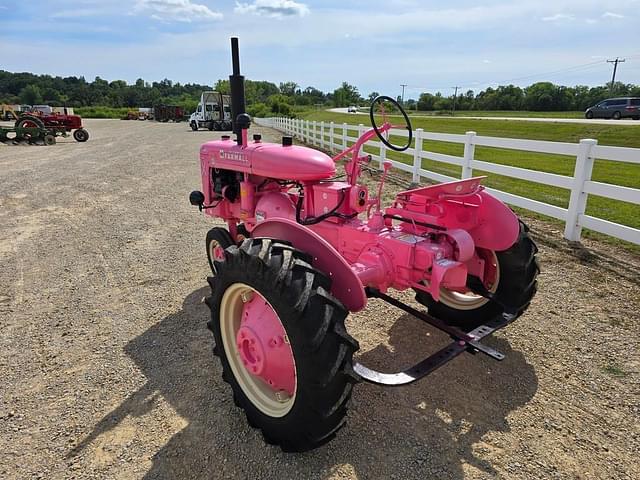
[483,59,491,64]
[602,12,624,19]
[134,0,222,22]
[235,0,309,18]
[585,18,597,24]
[541,13,575,22]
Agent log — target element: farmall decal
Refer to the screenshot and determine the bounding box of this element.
[218,149,249,163]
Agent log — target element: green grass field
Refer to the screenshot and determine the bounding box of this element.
[406,110,585,119]
[296,110,640,236]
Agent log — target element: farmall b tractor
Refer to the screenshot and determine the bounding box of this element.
[190,38,539,452]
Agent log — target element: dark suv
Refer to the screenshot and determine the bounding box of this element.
[585,97,640,120]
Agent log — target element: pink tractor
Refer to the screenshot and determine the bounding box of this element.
[189,38,539,452]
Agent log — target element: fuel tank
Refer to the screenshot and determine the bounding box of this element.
[200,137,336,181]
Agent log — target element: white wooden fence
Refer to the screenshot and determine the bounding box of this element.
[254,117,640,245]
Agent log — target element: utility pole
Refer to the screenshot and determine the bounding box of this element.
[400,84,407,106]
[607,58,625,92]
[452,86,459,116]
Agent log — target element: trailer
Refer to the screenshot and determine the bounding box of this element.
[189,91,232,131]
[154,105,184,122]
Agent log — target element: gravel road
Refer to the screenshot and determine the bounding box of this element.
[1,119,639,479]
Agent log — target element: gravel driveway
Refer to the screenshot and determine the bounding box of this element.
[1,119,638,479]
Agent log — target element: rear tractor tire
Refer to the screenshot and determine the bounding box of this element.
[415,221,539,331]
[206,238,359,452]
[15,115,45,130]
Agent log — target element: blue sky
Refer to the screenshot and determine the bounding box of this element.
[1,0,639,98]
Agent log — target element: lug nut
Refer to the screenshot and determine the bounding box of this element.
[241,291,254,303]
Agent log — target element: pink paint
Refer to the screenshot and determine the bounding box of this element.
[198,120,521,312]
[237,291,295,396]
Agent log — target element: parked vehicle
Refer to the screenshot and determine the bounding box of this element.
[154,105,185,122]
[1,104,21,121]
[347,105,358,113]
[16,108,89,142]
[188,38,539,452]
[585,97,640,120]
[189,91,232,131]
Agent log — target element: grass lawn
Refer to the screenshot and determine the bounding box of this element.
[294,110,640,233]
[405,110,586,119]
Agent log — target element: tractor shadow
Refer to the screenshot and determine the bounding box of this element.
[72,287,538,479]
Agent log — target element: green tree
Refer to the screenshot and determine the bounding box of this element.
[19,84,43,104]
[333,82,361,107]
[417,92,436,110]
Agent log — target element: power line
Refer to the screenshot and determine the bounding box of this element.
[400,84,407,105]
[407,53,640,93]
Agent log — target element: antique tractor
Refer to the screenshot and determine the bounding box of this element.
[189,38,539,452]
[16,110,89,142]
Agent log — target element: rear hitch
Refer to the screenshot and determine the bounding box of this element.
[352,288,516,386]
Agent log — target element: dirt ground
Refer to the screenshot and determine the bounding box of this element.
[1,119,639,480]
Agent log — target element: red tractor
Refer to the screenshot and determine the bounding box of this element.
[189,39,539,451]
[16,109,89,142]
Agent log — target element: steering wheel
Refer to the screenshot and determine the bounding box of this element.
[369,95,413,151]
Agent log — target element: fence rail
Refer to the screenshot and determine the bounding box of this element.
[254,117,640,245]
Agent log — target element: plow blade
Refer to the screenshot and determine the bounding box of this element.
[353,288,516,386]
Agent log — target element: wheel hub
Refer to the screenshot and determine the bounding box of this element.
[236,293,295,397]
[212,244,225,261]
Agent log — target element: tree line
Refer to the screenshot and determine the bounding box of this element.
[414,82,640,112]
[1,69,638,116]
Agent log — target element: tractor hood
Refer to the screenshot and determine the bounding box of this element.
[200,138,336,181]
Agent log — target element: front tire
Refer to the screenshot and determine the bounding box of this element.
[206,227,234,275]
[585,111,594,119]
[612,111,621,120]
[73,128,89,142]
[191,121,198,131]
[415,221,539,330]
[206,238,359,451]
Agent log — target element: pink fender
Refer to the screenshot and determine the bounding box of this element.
[394,177,520,252]
[472,190,520,251]
[252,218,367,312]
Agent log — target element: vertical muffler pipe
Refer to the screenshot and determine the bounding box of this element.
[229,37,247,145]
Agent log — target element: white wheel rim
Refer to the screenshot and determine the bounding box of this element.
[219,283,297,417]
[438,251,500,311]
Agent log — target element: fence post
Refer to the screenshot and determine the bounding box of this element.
[412,128,424,184]
[329,122,335,152]
[320,121,325,149]
[462,131,476,179]
[342,123,348,150]
[564,138,598,242]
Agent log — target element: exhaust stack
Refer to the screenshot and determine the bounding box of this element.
[229,37,249,145]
